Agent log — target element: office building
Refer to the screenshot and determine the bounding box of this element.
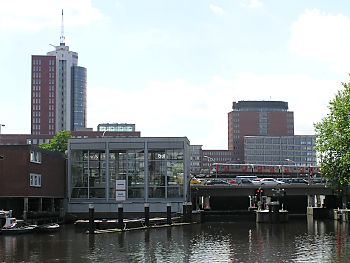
[67,137,190,216]
[0,145,66,220]
[190,145,202,176]
[31,11,87,135]
[228,100,294,162]
[0,130,141,145]
[201,150,236,174]
[244,135,317,166]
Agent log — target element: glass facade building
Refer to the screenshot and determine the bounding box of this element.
[244,135,317,166]
[71,66,87,130]
[68,137,190,214]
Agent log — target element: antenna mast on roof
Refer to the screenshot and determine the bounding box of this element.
[60,9,65,45]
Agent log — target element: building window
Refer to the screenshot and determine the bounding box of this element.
[30,150,42,164]
[30,173,42,187]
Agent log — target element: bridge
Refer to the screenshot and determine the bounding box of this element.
[191,184,333,197]
[190,184,338,213]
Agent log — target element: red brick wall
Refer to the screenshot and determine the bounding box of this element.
[0,145,65,198]
[268,112,288,135]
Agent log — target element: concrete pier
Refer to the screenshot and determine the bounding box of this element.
[307,207,329,219]
[256,202,288,223]
[333,209,350,222]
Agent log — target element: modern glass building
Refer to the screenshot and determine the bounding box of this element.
[67,137,191,215]
[71,66,87,130]
[244,135,317,166]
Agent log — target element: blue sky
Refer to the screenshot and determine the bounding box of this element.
[0,0,349,149]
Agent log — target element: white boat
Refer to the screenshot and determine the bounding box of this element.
[0,210,10,219]
[36,223,60,233]
[0,217,37,235]
[0,210,11,228]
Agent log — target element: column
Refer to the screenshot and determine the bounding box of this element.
[23,197,28,221]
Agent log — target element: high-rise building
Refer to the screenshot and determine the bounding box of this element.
[228,100,294,162]
[31,11,87,135]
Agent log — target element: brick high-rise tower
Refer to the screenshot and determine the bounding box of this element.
[31,10,87,135]
[228,100,294,162]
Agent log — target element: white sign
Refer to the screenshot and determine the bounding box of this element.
[116,180,126,190]
[116,191,126,201]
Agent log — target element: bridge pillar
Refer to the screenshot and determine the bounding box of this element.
[23,197,29,221]
[308,195,325,208]
[199,196,204,210]
[316,195,325,207]
[308,195,318,207]
[342,194,348,209]
[203,196,211,210]
[249,195,257,210]
[307,195,313,207]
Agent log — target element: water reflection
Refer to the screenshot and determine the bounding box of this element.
[1,221,350,262]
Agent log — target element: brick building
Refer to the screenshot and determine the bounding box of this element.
[0,145,66,221]
[228,100,294,162]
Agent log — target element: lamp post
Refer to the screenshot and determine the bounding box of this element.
[285,158,296,165]
[203,155,217,178]
[285,158,300,179]
[0,124,4,134]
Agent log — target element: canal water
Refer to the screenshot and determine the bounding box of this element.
[1,219,349,263]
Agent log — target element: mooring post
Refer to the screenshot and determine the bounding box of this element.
[187,202,193,223]
[88,204,95,234]
[167,203,172,225]
[117,203,124,229]
[144,203,150,227]
[183,202,187,223]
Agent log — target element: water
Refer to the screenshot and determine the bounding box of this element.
[1,219,349,263]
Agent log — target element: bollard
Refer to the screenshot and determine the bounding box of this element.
[88,204,95,234]
[144,203,150,227]
[183,202,187,223]
[117,203,124,229]
[167,203,172,225]
[187,202,193,223]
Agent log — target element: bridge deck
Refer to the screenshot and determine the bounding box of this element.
[191,184,333,197]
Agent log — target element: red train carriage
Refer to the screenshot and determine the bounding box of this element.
[252,165,281,174]
[210,163,320,178]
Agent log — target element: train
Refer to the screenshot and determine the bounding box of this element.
[210,163,320,178]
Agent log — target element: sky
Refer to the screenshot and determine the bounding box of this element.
[0,0,349,149]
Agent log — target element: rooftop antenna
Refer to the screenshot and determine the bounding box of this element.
[60,9,65,45]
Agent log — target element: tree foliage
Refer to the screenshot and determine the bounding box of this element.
[314,81,350,188]
[40,130,71,154]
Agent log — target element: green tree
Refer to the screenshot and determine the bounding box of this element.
[314,80,350,194]
[40,130,71,154]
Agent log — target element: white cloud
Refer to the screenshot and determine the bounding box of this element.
[209,4,225,16]
[88,76,232,149]
[0,0,106,32]
[289,9,350,75]
[242,0,263,9]
[88,73,340,149]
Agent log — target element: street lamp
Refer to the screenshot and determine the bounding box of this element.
[285,158,301,179]
[0,124,4,134]
[285,158,296,165]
